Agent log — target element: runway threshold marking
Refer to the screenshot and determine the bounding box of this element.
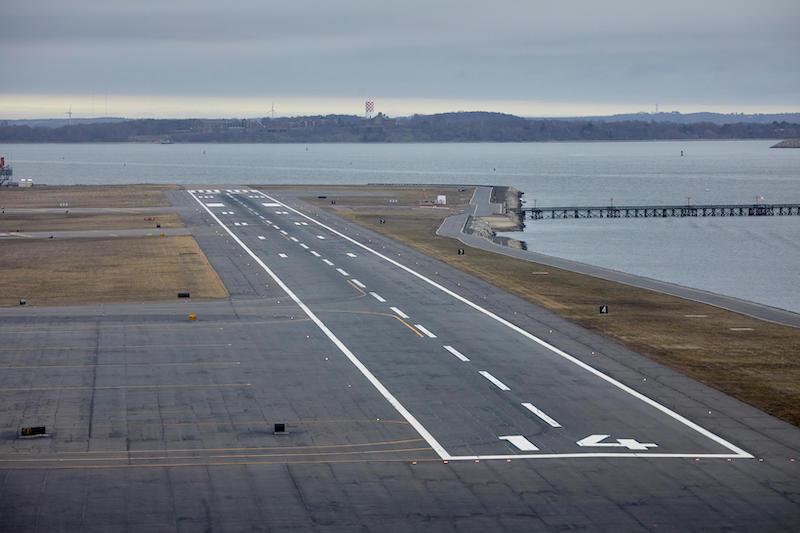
[252,190,753,460]
[479,371,510,391]
[522,403,562,428]
[499,435,539,452]
[187,191,450,460]
[442,345,469,362]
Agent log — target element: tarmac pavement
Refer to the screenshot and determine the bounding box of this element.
[0,186,797,531]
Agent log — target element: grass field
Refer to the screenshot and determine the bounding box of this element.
[0,184,174,208]
[0,212,183,232]
[308,189,800,427]
[0,236,228,306]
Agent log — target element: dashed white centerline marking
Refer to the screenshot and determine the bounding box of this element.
[205,203,225,207]
[336,268,350,276]
[272,225,280,230]
[258,236,266,240]
[278,253,288,258]
[346,252,357,258]
[233,222,241,226]
[414,324,437,338]
[310,251,321,257]
[241,222,248,226]
[443,345,470,362]
[351,279,366,289]
[369,292,386,303]
[322,259,334,266]
[280,230,288,235]
[316,235,326,240]
[294,222,302,226]
[390,306,408,319]
[479,371,510,391]
[300,222,309,226]
[499,435,539,452]
[521,403,562,428]
[299,243,309,249]
[289,237,299,242]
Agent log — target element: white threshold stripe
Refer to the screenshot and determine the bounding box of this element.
[322,259,334,266]
[521,402,562,428]
[499,435,539,452]
[254,190,752,460]
[443,345,469,362]
[479,371,510,391]
[369,292,386,303]
[351,279,366,289]
[187,191,450,460]
[390,306,408,319]
[414,324,437,338]
[336,268,350,276]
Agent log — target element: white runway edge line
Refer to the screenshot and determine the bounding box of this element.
[522,402,562,428]
[479,371,511,391]
[443,345,470,362]
[187,191,450,460]
[254,190,752,461]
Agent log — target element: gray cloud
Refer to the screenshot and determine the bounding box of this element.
[2,0,799,111]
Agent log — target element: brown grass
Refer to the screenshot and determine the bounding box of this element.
[0,185,174,208]
[311,191,800,426]
[0,236,228,306]
[0,212,183,232]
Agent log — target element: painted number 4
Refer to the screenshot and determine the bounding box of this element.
[577,434,657,451]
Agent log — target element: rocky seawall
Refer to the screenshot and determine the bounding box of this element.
[771,139,800,148]
[466,186,526,249]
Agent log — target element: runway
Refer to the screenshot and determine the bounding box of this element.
[0,186,798,531]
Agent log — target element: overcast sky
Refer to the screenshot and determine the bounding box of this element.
[2,0,798,118]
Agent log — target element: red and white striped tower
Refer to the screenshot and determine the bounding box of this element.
[365,100,375,119]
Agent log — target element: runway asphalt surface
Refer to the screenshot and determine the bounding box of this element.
[0,186,798,531]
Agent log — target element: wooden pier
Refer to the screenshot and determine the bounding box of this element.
[521,203,800,220]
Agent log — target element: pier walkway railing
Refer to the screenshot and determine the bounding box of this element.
[521,203,800,220]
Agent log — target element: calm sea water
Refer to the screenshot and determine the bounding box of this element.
[2,140,799,312]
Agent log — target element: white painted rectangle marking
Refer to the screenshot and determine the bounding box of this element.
[369,292,386,303]
[322,259,334,266]
[233,222,241,226]
[299,243,309,249]
[258,236,266,240]
[280,230,288,235]
[479,371,510,391]
[443,345,469,362]
[289,237,299,242]
[521,403,562,428]
[390,306,408,319]
[346,252,357,258]
[414,324,437,338]
[336,268,350,276]
[499,435,539,451]
[300,222,309,226]
[241,222,248,226]
[205,203,226,207]
[351,279,366,289]
[316,235,326,240]
[278,253,288,258]
[272,225,280,230]
[294,222,302,226]
[310,251,321,257]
